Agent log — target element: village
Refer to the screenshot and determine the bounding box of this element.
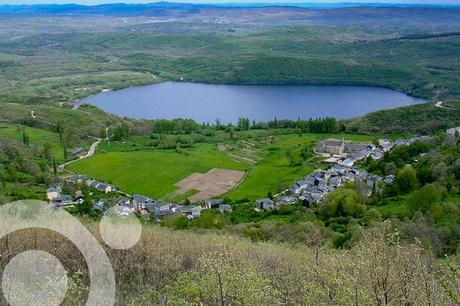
[254,135,430,211]
[46,174,229,222]
[46,134,433,221]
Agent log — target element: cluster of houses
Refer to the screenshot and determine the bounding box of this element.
[64,174,117,194]
[254,136,430,211]
[46,174,233,221]
[46,185,83,207]
[316,136,430,168]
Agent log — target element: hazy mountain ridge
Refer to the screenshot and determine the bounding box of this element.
[1,2,459,16]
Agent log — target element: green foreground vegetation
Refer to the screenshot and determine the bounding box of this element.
[2,221,458,305]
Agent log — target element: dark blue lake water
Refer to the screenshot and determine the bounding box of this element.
[81,82,425,123]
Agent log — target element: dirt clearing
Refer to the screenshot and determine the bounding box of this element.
[174,168,245,201]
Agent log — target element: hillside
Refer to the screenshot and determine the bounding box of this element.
[2,219,458,305]
[0,6,459,104]
[347,100,460,134]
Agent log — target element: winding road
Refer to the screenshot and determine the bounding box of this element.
[58,138,101,170]
[28,108,106,170]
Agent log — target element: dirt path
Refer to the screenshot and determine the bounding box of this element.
[435,101,459,111]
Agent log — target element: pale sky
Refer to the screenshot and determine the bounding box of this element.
[2,1,460,5]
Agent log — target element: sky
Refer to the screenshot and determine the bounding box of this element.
[2,0,460,5]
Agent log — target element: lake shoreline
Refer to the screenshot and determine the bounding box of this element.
[75,76,430,109]
[79,81,426,124]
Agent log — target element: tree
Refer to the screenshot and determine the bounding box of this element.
[215,119,222,130]
[320,189,366,218]
[362,209,382,226]
[43,143,53,161]
[162,214,189,230]
[56,121,64,144]
[267,191,273,200]
[192,211,224,229]
[355,180,369,203]
[113,122,130,141]
[237,117,250,131]
[22,130,29,146]
[407,184,442,216]
[396,165,418,193]
[7,165,17,181]
[52,158,58,176]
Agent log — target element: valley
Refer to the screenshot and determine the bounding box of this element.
[0,3,459,305]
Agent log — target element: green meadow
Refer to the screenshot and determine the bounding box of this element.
[0,123,65,162]
[224,133,373,201]
[68,144,247,199]
[68,132,374,201]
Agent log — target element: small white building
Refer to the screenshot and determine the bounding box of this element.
[96,183,115,194]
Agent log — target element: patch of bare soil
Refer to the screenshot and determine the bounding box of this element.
[174,168,245,201]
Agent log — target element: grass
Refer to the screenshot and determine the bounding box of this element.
[0,123,66,162]
[374,202,410,219]
[68,144,247,199]
[68,131,374,202]
[164,189,200,203]
[225,133,373,201]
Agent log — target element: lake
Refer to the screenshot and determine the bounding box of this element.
[81,82,425,123]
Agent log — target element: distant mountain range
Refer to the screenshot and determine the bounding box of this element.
[0,2,459,16]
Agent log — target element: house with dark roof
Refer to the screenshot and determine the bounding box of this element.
[205,199,223,209]
[299,194,314,207]
[219,204,233,214]
[132,194,154,209]
[383,175,395,185]
[88,180,100,188]
[92,199,108,213]
[181,205,202,219]
[290,180,311,195]
[96,183,115,193]
[51,195,74,207]
[275,196,296,206]
[255,198,274,211]
[66,174,88,185]
[46,186,61,200]
[69,147,85,157]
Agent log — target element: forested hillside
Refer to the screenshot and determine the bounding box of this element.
[347,100,460,134]
[0,6,459,104]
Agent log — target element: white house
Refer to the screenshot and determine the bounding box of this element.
[96,183,115,194]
